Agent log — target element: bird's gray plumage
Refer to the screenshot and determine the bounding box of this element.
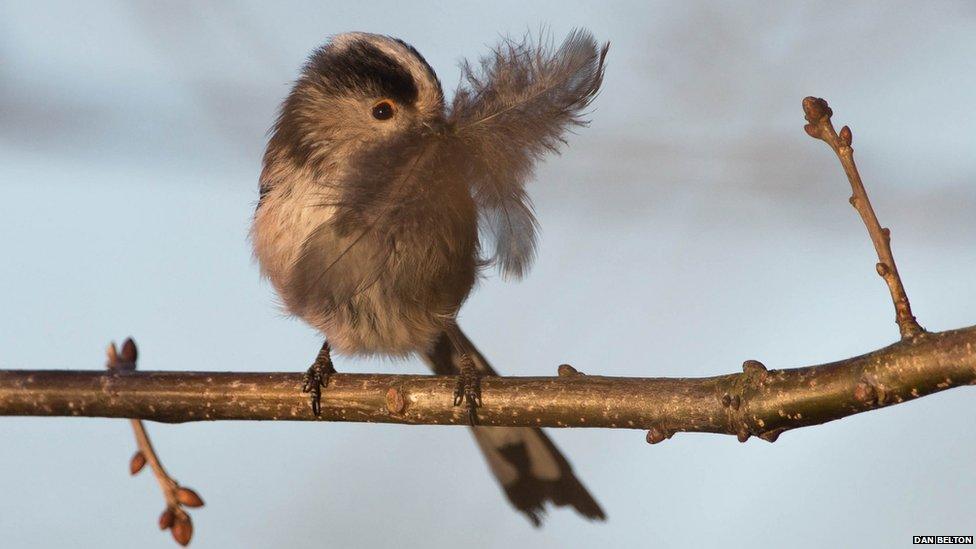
[251,29,607,524]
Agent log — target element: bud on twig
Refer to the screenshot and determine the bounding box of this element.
[839,125,852,146]
[171,514,193,546]
[646,425,670,444]
[802,96,833,125]
[159,508,175,530]
[120,338,138,362]
[130,451,147,475]
[106,343,119,365]
[176,487,205,508]
[557,364,582,377]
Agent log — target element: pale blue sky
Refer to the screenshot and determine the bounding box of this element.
[1,1,975,548]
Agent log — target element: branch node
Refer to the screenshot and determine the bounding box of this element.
[853,381,878,405]
[385,386,407,414]
[742,359,768,381]
[876,262,890,277]
[875,384,889,405]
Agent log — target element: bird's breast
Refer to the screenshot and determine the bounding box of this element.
[252,163,479,356]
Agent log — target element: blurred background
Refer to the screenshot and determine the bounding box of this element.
[1,1,975,547]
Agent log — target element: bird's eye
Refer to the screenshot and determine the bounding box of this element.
[371,100,395,121]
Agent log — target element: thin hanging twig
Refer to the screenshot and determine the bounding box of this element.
[107,339,204,546]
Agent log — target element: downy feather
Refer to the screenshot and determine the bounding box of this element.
[450,29,609,278]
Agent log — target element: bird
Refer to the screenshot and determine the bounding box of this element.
[251,29,608,526]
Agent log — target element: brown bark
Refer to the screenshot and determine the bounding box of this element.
[2,325,974,443]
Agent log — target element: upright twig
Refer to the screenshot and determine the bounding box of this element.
[107,339,204,546]
[802,97,925,340]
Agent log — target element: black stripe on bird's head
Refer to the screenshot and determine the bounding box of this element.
[266,33,446,171]
[305,33,443,113]
[305,38,418,106]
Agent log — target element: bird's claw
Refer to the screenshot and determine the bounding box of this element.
[302,361,332,417]
[453,369,482,425]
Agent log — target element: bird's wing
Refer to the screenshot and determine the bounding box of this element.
[449,29,608,279]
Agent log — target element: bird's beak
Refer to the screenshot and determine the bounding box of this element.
[421,118,447,137]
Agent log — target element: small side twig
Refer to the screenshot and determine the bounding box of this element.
[802,96,924,340]
[107,339,204,547]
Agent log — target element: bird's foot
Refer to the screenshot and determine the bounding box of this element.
[453,356,482,425]
[302,344,334,417]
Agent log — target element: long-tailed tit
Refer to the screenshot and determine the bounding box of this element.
[252,30,607,524]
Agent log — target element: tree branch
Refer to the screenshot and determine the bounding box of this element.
[1,325,974,442]
[2,95,966,548]
[0,97,971,445]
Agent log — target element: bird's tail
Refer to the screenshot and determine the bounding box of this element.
[421,324,606,526]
